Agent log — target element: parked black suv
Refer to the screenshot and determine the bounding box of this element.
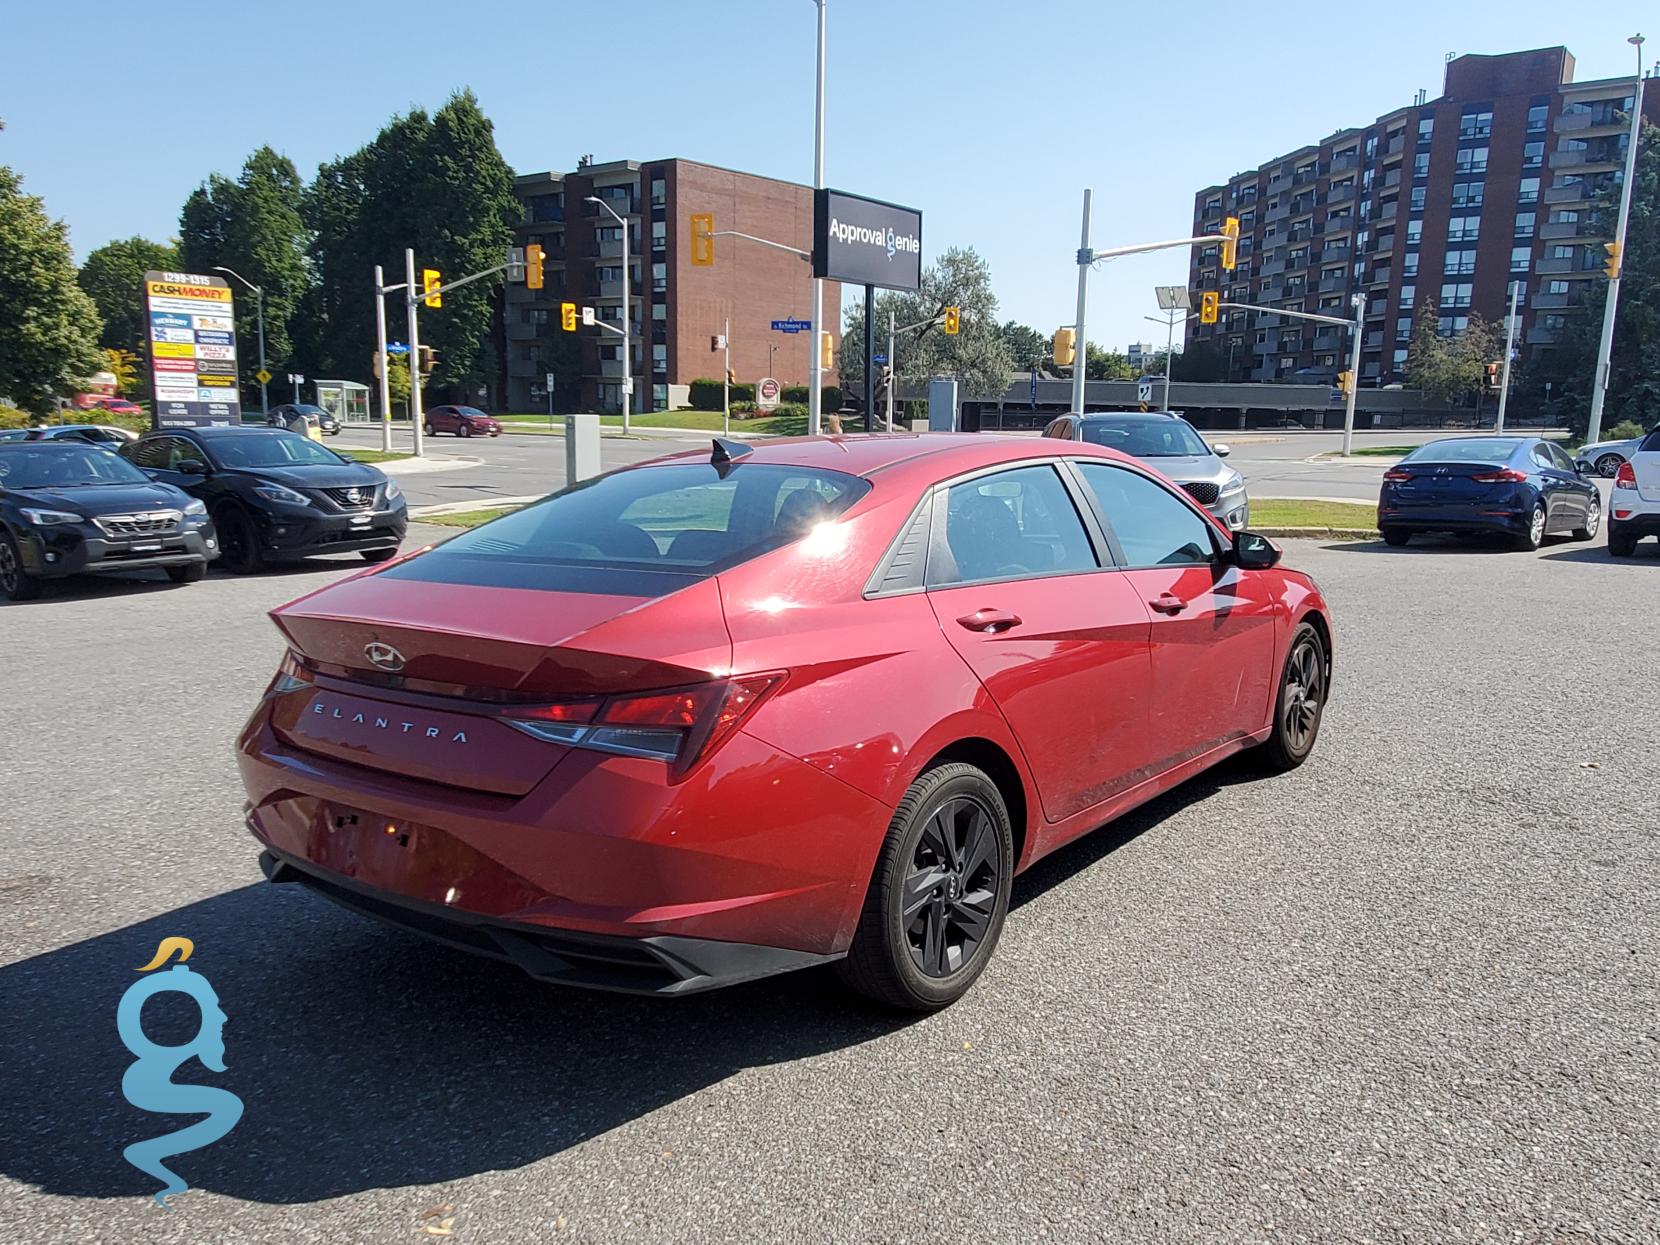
[122,427,406,573]
[0,442,217,600]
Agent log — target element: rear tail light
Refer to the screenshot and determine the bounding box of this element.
[1614,463,1637,490]
[271,650,315,694]
[1382,468,1413,483]
[1471,468,1528,483]
[504,674,785,774]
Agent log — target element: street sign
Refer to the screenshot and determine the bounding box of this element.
[812,189,923,291]
[872,354,887,364]
[581,306,596,327]
[620,377,633,395]
[756,377,781,412]
[545,372,556,391]
[255,368,272,385]
[1137,380,1153,404]
[1029,370,1038,409]
[1154,286,1191,312]
[385,342,410,355]
[144,270,241,427]
[770,317,812,334]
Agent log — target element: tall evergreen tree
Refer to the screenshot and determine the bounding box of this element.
[77,236,179,358]
[0,165,103,413]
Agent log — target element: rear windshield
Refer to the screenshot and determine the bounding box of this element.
[387,462,869,594]
[1400,438,1523,464]
[205,432,347,469]
[0,445,150,488]
[1081,417,1208,457]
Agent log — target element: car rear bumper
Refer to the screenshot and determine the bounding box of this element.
[255,507,407,559]
[19,524,217,578]
[1608,508,1660,539]
[235,708,893,986]
[1377,500,1529,534]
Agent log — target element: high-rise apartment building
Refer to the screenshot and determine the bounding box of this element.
[1186,48,1657,387]
[505,158,838,413]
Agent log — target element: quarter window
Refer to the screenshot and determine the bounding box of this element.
[1075,463,1216,568]
[928,465,1098,587]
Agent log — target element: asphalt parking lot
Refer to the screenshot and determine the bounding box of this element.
[3,527,1657,1243]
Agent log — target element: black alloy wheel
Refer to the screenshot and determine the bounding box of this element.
[1596,454,1623,478]
[837,762,1013,1011]
[0,532,41,601]
[215,507,266,574]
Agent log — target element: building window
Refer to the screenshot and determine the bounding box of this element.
[1406,219,1423,245]
[1410,186,1426,213]
[651,220,667,249]
[1418,117,1434,142]
[1396,316,1414,341]
[1455,146,1489,175]
[1403,253,1419,277]
[1438,314,1469,336]
[1518,176,1540,205]
[650,178,666,207]
[1458,109,1493,140]
[530,193,564,223]
[599,343,621,362]
[524,308,550,327]
[1526,104,1548,134]
[1447,215,1481,243]
[1400,283,1415,309]
[652,344,667,374]
[1413,153,1430,178]
[651,302,666,321]
[652,383,668,412]
[1545,279,1570,296]
[1443,249,1477,276]
[1438,282,1473,309]
[1522,142,1544,170]
[597,225,623,243]
[1510,246,1531,274]
[652,261,667,293]
[1514,211,1536,238]
[1542,313,1567,331]
[1452,181,1484,209]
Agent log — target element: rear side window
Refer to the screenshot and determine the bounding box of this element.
[927,464,1098,586]
[1076,462,1217,567]
[390,463,869,593]
[1641,428,1660,454]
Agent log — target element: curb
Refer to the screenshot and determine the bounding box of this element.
[1254,526,1379,541]
[410,494,542,519]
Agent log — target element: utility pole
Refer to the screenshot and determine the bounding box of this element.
[212,266,267,415]
[405,248,424,458]
[886,308,896,432]
[1585,33,1646,447]
[1070,189,1093,416]
[373,265,392,453]
[808,0,827,436]
[586,197,633,432]
[723,315,731,437]
[1495,279,1520,435]
[1342,293,1364,455]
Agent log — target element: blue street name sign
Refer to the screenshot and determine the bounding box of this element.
[769,317,812,334]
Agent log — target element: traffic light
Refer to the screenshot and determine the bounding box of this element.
[1336,370,1353,396]
[1604,240,1622,279]
[690,213,714,266]
[560,302,577,332]
[422,268,442,308]
[525,243,544,290]
[417,345,436,375]
[726,367,736,385]
[1052,327,1076,368]
[1219,217,1240,271]
[1199,290,1220,325]
[820,331,834,370]
[1485,362,1500,388]
[943,306,961,335]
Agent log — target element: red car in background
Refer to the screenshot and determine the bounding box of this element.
[238,434,1331,1010]
[423,405,501,437]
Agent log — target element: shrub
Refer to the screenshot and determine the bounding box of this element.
[782,385,841,409]
[687,378,755,409]
[0,406,35,429]
[1606,420,1647,442]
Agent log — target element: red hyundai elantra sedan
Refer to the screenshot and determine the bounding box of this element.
[238,434,1331,1010]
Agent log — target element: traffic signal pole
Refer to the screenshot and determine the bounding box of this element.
[1218,296,1365,453]
[1585,33,1646,447]
[374,265,393,453]
[1496,279,1521,435]
[405,249,424,459]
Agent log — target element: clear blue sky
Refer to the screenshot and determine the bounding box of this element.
[3,0,1647,351]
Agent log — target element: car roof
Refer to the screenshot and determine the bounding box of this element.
[0,439,99,452]
[645,433,1140,484]
[1076,410,1182,420]
[150,425,286,438]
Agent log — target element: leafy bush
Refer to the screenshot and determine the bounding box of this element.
[687,378,755,409]
[0,406,35,429]
[1607,420,1648,442]
[782,385,841,409]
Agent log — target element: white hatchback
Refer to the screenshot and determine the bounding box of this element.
[1609,425,1660,557]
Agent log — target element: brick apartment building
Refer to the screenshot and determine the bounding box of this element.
[504,158,839,413]
[1186,47,1658,388]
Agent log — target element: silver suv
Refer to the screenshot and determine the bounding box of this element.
[1043,411,1249,530]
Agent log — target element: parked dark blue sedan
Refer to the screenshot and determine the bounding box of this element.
[1377,437,1602,550]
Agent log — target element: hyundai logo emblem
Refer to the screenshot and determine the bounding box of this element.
[364,642,405,672]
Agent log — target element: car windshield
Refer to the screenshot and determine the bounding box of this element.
[203,432,346,469]
[0,445,151,488]
[292,405,327,416]
[457,407,488,418]
[1080,417,1209,457]
[1401,438,1524,464]
[385,462,869,593]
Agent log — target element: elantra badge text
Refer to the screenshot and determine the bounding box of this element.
[311,700,468,743]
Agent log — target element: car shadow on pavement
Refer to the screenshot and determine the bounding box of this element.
[0,882,918,1206]
[1322,534,1528,555]
[1542,545,1657,563]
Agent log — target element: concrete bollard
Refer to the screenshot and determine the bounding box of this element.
[564,413,601,485]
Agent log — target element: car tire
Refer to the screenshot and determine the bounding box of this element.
[359,547,399,563]
[836,762,1013,1012]
[423,422,434,436]
[165,562,207,584]
[1381,527,1410,547]
[1596,454,1623,478]
[1513,503,1547,552]
[1252,621,1327,773]
[1608,527,1637,558]
[1570,504,1602,542]
[459,423,472,438]
[215,506,266,574]
[0,531,42,602]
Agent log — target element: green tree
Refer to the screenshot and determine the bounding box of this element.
[1172,339,1227,382]
[78,236,178,357]
[1404,302,1502,407]
[179,145,309,404]
[839,247,1015,401]
[105,348,141,398]
[0,165,103,412]
[999,320,1048,371]
[1086,343,1134,380]
[386,352,410,414]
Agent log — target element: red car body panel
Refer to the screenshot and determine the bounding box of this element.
[237,433,1331,992]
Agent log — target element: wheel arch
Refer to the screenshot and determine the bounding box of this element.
[1294,607,1334,691]
[916,737,1031,872]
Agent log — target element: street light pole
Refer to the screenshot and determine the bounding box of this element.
[213,265,267,415]
[405,247,425,459]
[1585,32,1646,447]
[1496,279,1521,435]
[1342,293,1364,456]
[808,0,826,435]
[374,265,393,453]
[1070,188,1093,416]
[587,197,632,433]
[886,307,896,431]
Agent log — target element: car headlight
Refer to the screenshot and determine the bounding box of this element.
[182,498,208,517]
[21,508,81,526]
[252,482,312,507]
[1220,470,1246,495]
[383,477,402,503]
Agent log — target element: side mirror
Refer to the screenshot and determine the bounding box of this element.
[1231,530,1281,570]
[177,459,208,476]
[1212,443,1232,458]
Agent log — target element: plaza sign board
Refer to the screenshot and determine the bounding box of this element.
[812,189,922,292]
[144,271,242,427]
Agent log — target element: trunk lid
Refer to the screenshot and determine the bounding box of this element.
[1633,449,1660,503]
[1385,461,1511,504]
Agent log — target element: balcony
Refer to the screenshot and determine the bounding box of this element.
[1544,182,1592,205]
[1293,168,1318,187]
[1550,146,1621,170]
[1364,331,1385,348]
[1555,108,1629,137]
[1324,183,1356,206]
[1258,283,1285,301]
[1201,203,1223,220]
[1265,201,1292,223]
[1329,151,1360,174]
[597,358,627,378]
[1258,257,1287,277]
[506,320,542,342]
[1535,255,1578,274]
[1318,274,1347,293]
[1530,291,1579,310]
[1525,325,1559,345]
[1313,331,1342,351]
[1380,134,1406,159]
[1320,215,1354,236]
[1367,268,1393,287]
[598,277,625,298]
[1540,220,1601,240]
[1381,168,1402,190]
[1374,200,1399,223]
